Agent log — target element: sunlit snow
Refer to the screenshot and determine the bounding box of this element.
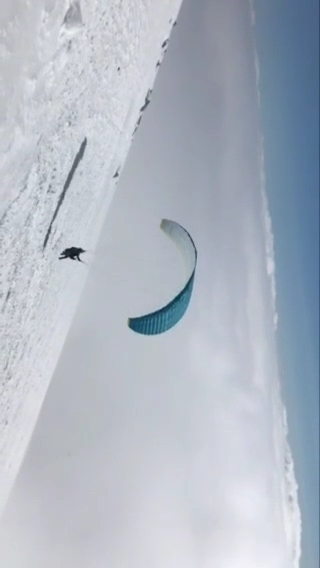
[0,0,182,514]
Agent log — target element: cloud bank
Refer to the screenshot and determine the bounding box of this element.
[249,1,302,563]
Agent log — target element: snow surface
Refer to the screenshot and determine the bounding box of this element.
[0,0,182,516]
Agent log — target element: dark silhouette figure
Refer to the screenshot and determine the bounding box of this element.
[59,247,86,262]
[140,89,153,112]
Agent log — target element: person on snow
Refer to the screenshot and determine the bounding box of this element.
[59,247,86,262]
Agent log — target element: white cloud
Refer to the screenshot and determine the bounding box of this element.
[248,0,256,28]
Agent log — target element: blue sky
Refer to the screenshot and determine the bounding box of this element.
[254,0,319,565]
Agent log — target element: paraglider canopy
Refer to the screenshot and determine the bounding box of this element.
[128,219,197,335]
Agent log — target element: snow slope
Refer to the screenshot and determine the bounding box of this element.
[0,0,182,516]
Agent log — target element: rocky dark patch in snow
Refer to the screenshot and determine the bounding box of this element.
[132,115,142,137]
[140,88,153,112]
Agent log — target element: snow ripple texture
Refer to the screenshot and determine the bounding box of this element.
[0,0,182,516]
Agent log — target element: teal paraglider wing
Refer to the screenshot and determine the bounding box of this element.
[128,219,197,335]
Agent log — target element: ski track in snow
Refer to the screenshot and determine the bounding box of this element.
[0,0,182,515]
[42,136,87,249]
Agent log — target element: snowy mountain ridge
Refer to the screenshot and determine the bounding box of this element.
[0,0,182,516]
